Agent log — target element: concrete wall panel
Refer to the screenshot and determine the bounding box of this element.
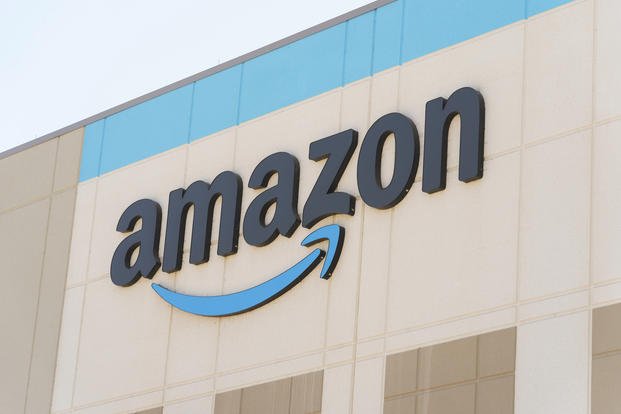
[1,128,81,413]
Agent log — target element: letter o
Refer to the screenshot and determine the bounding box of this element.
[357,113,420,209]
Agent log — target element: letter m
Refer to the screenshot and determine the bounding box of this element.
[162,171,242,273]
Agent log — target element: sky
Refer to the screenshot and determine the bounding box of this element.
[0,0,371,153]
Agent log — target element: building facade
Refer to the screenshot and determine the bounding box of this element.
[2,0,621,413]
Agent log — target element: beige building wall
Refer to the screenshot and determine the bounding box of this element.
[0,129,82,413]
[37,0,621,413]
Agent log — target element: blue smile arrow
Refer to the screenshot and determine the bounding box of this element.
[151,224,345,317]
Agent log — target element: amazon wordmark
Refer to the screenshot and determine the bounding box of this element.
[110,87,485,288]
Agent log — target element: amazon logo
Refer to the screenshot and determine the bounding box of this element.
[110,87,485,317]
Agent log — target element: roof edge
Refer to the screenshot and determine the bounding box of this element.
[0,0,393,161]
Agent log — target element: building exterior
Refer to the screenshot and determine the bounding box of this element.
[2,0,621,413]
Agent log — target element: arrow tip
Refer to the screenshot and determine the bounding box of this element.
[301,224,345,279]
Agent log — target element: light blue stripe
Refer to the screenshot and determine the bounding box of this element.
[79,0,577,181]
[190,65,242,141]
[99,84,193,175]
[402,0,525,61]
[527,0,574,17]
[79,120,105,181]
[373,0,403,73]
[238,24,346,123]
[343,11,375,84]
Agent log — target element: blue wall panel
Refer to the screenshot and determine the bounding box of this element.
[372,0,404,73]
[99,84,193,175]
[343,11,375,85]
[78,0,579,181]
[402,0,525,62]
[79,119,105,181]
[190,65,242,141]
[527,0,574,17]
[238,24,346,123]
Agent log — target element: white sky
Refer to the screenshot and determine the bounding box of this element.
[0,0,371,153]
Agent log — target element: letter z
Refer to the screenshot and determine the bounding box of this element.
[302,129,358,228]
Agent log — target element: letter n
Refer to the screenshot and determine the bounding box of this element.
[422,87,485,194]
